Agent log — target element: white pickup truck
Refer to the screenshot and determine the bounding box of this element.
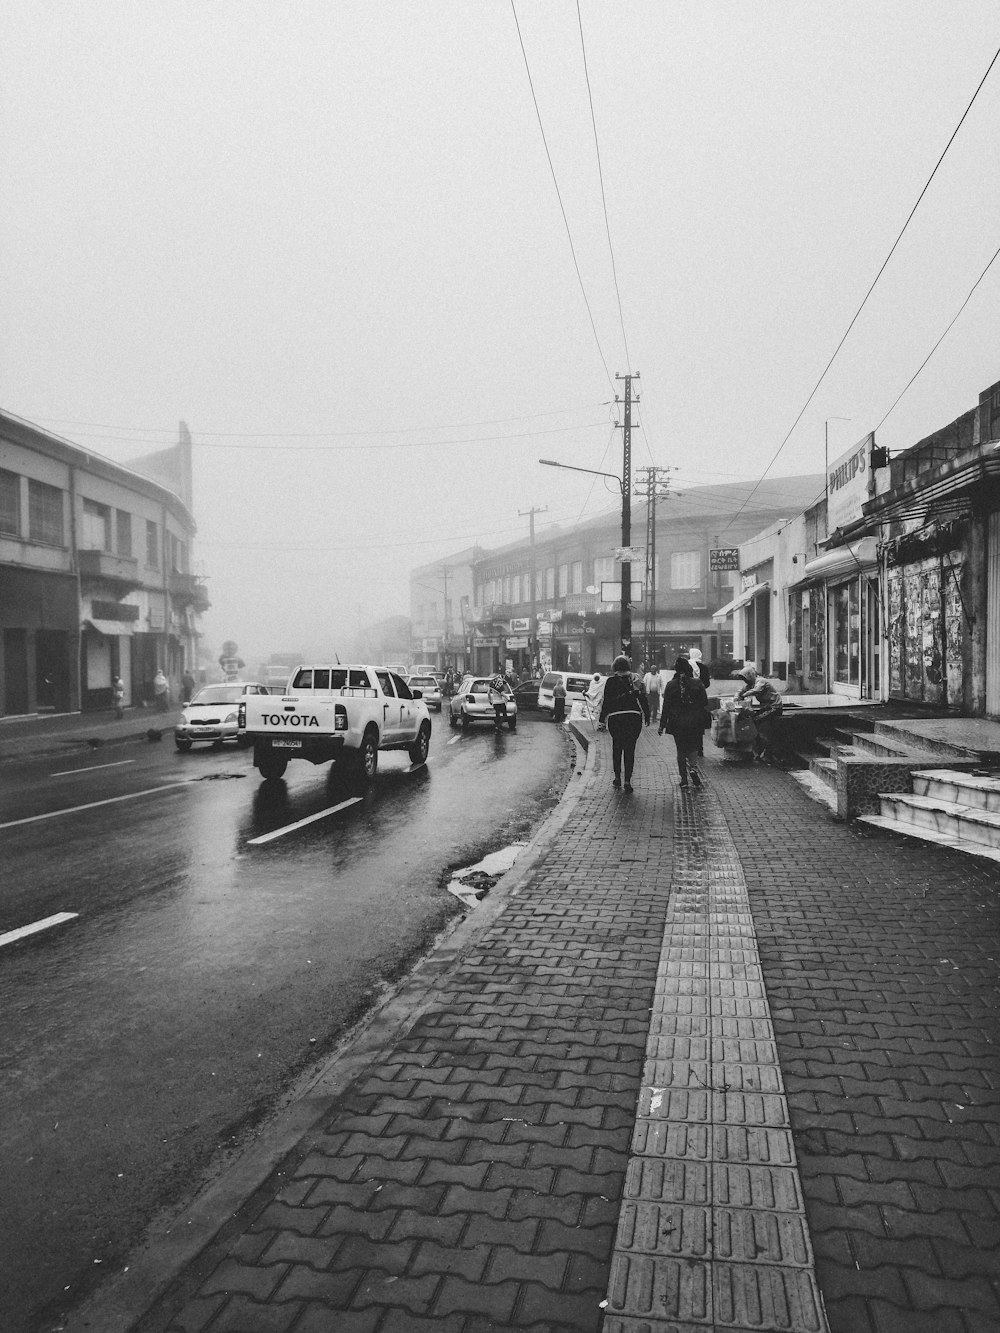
[238,664,432,781]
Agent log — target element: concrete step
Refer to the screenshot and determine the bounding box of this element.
[912,768,1000,815]
[873,720,1000,763]
[876,792,1000,850]
[857,813,1000,865]
[850,732,941,761]
[809,756,837,792]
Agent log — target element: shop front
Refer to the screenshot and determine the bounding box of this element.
[791,538,880,699]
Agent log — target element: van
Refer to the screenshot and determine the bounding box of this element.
[537,670,598,716]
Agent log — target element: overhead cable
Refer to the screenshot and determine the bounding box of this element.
[722,40,1000,532]
[510,0,615,391]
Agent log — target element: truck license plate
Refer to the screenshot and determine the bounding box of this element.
[272,739,302,749]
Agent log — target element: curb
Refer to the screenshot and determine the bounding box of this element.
[59,723,598,1333]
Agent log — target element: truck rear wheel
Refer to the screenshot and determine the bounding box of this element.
[408,721,431,765]
[256,745,289,781]
[354,730,379,783]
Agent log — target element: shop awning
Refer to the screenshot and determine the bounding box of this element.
[712,581,769,621]
[84,618,135,637]
[789,537,878,588]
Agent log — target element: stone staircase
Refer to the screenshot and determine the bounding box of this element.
[858,769,1000,864]
[805,718,1000,858]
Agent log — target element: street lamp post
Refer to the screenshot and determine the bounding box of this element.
[539,457,631,657]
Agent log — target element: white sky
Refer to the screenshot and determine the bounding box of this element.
[2,2,998,663]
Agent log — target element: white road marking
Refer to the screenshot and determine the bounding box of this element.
[0,912,78,949]
[0,781,192,831]
[447,735,461,745]
[51,759,137,777]
[247,797,363,845]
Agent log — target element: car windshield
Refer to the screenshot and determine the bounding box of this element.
[191,685,246,705]
[409,677,436,687]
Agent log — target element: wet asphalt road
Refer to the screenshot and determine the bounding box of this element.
[0,712,573,1332]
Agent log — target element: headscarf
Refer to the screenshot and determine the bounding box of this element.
[735,665,758,685]
[673,656,693,677]
[688,648,703,664]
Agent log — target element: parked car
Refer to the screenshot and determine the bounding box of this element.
[511,677,543,710]
[406,673,443,711]
[175,681,270,750]
[537,671,595,717]
[449,676,517,732]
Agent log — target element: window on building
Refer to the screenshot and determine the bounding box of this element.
[0,469,19,537]
[571,561,583,594]
[558,564,569,597]
[593,556,614,586]
[116,509,132,557]
[166,531,187,573]
[545,567,555,600]
[146,519,159,568]
[81,499,111,551]
[670,550,702,590]
[535,568,544,601]
[28,479,64,545]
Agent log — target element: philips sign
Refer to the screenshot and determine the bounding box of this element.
[827,432,874,532]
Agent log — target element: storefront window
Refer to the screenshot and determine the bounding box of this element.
[832,579,861,686]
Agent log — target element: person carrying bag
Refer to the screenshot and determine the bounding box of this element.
[599,655,650,792]
[660,657,709,789]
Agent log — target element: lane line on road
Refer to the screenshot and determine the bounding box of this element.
[447,735,461,745]
[0,781,193,831]
[247,797,363,846]
[51,759,137,777]
[0,912,79,949]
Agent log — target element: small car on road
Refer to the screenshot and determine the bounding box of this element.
[406,673,443,711]
[449,676,517,732]
[537,671,595,717]
[175,681,270,751]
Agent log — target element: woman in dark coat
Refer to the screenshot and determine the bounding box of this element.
[660,657,709,788]
[599,655,650,792]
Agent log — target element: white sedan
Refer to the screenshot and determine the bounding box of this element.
[406,673,443,711]
[175,682,270,751]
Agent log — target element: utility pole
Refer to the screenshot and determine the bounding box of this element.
[635,466,674,668]
[440,563,450,671]
[615,372,639,660]
[519,505,548,675]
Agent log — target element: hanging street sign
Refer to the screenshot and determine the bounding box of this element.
[613,546,645,564]
[710,548,740,571]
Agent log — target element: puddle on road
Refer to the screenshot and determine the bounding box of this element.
[446,842,528,908]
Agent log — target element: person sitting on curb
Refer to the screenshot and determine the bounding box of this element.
[733,664,783,762]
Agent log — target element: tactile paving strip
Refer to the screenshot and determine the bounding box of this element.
[603,791,830,1333]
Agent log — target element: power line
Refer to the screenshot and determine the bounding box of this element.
[38,420,612,453]
[576,1,630,375]
[875,240,1000,433]
[510,0,614,391]
[722,39,1000,532]
[22,403,610,438]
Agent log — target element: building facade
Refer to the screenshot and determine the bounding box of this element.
[0,412,208,715]
[409,546,481,675]
[460,476,825,678]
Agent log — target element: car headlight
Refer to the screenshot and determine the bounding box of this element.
[224,711,238,724]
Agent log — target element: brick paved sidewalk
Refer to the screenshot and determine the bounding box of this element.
[64,725,999,1333]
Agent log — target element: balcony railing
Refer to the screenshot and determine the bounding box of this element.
[168,571,211,611]
[78,549,142,589]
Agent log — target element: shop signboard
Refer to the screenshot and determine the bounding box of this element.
[601,581,643,603]
[507,636,528,649]
[710,548,739,571]
[509,617,530,633]
[827,432,875,532]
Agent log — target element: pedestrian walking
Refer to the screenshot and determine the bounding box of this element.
[112,675,125,719]
[687,647,711,686]
[599,655,650,792]
[487,674,509,732]
[660,656,710,789]
[643,664,661,722]
[153,669,170,713]
[552,677,567,723]
[181,670,196,701]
